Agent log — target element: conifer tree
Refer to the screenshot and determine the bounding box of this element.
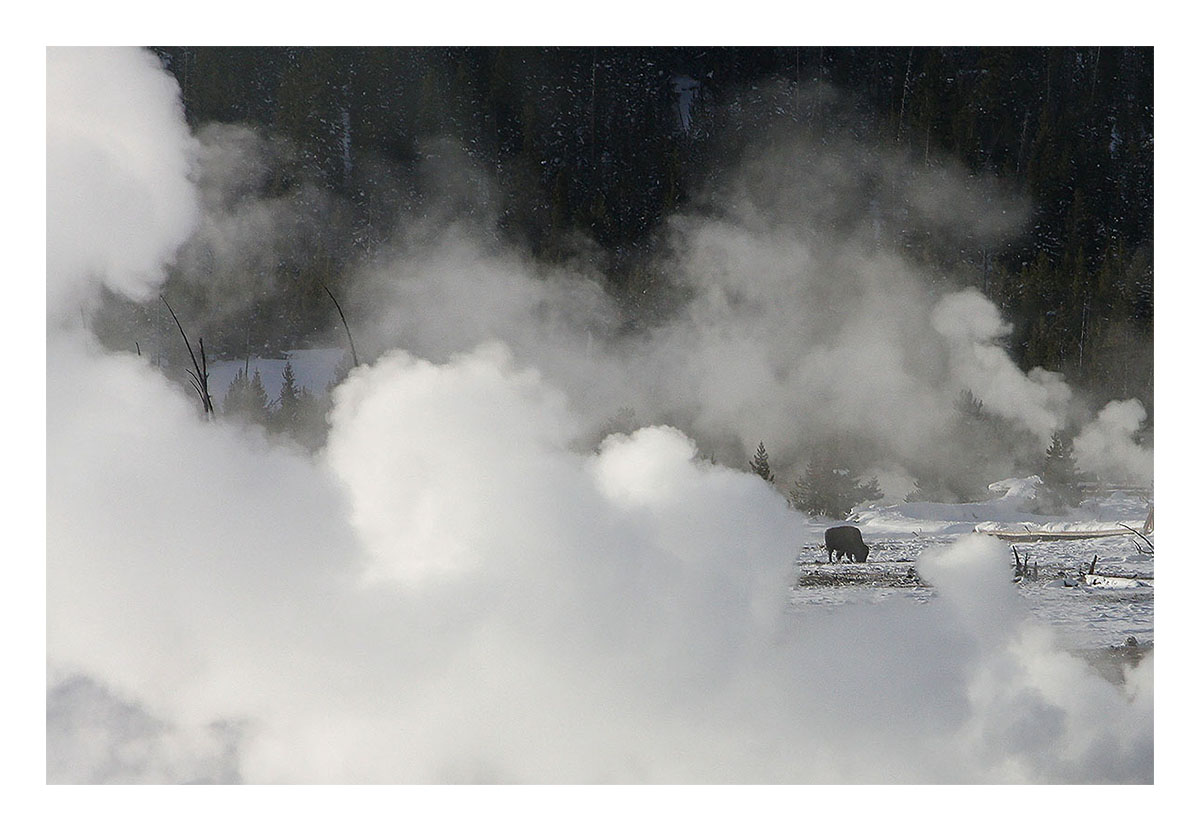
[942,387,1006,502]
[857,476,884,504]
[1039,430,1083,511]
[280,360,299,404]
[789,448,882,519]
[273,360,301,431]
[954,388,984,420]
[267,360,330,448]
[905,472,950,504]
[749,442,775,483]
[223,366,270,424]
[292,386,329,450]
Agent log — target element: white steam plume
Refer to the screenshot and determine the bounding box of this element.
[47,48,1152,784]
[1075,398,1154,485]
[46,46,199,322]
[930,288,1073,443]
[349,137,1070,482]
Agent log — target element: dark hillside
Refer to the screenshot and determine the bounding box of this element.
[147,46,1152,409]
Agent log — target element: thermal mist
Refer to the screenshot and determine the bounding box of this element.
[46,48,1152,784]
[347,119,1147,487]
[46,47,198,320]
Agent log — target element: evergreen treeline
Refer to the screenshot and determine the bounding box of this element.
[148,46,1152,411]
[220,360,331,449]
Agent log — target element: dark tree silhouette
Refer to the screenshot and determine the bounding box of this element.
[749,442,775,483]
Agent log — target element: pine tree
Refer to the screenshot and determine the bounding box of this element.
[789,449,881,519]
[292,386,330,450]
[954,388,984,420]
[273,360,301,431]
[749,441,775,483]
[942,387,1005,502]
[857,476,884,504]
[223,366,270,424]
[906,472,951,504]
[1039,430,1083,511]
[266,360,330,448]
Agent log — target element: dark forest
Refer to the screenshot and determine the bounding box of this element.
[146,46,1152,413]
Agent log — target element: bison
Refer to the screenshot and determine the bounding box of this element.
[825,525,869,563]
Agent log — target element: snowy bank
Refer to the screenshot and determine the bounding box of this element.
[848,476,1152,539]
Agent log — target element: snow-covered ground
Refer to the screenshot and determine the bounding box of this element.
[792,478,1154,652]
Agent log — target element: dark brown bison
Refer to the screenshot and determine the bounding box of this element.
[825,525,869,563]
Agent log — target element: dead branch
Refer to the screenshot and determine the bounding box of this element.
[1117,522,1154,554]
[161,296,214,417]
[185,371,205,400]
[322,283,359,368]
[199,337,213,414]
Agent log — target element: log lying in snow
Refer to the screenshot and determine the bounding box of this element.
[974,524,1141,542]
[974,509,1154,542]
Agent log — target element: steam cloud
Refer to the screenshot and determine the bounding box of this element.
[46,47,198,321]
[47,48,1152,784]
[348,116,1148,488]
[1074,398,1154,486]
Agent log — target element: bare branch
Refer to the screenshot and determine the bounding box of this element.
[1117,522,1155,553]
[161,295,214,416]
[199,337,213,415]
[322,283,359,368]
[184,369,203,392]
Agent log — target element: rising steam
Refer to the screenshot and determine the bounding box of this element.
[46,47,1152,785]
